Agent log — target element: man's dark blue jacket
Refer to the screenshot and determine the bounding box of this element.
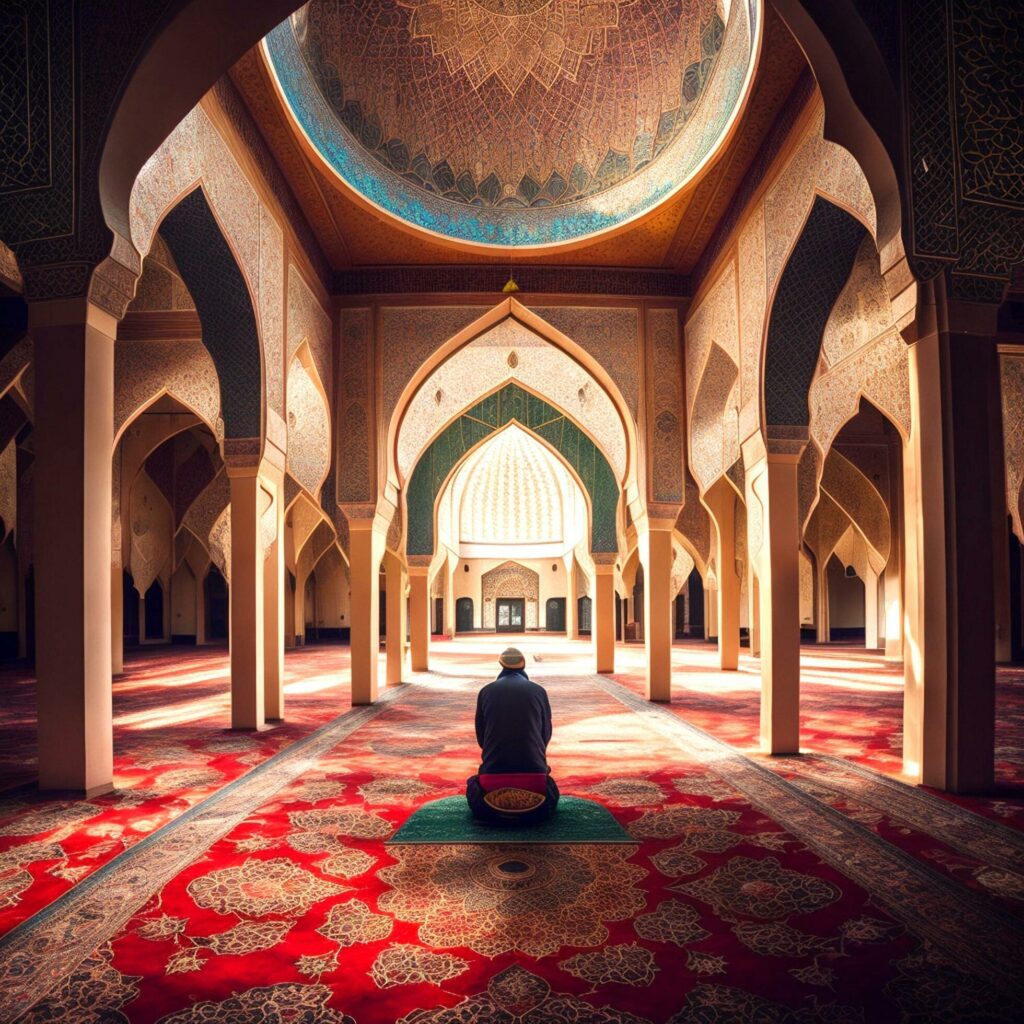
[474,667,552,774]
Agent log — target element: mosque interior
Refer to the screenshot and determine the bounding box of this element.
[0,1,1022,1020]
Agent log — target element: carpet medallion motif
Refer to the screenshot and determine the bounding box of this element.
[378,843,646,957]
[4,656,1024,1022]
[187,857,349,917]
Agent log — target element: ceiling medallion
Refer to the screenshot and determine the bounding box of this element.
[264,0,761,251]
[400,0,634,96]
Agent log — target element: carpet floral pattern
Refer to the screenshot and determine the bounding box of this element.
[6,639,1023,1022]
[613,643,1024,826]
[0,644,356,936]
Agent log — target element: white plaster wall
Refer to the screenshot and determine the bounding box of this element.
[453,557,568,630]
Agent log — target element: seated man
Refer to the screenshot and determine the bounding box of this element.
[466,647,560,826]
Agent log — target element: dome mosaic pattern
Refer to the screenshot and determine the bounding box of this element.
[264,0,760,248]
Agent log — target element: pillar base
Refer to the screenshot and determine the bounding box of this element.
[40,782,115,800]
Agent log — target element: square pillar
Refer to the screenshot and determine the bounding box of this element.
[745,432,804,755]
[883,564,902,660]
[195,567,208,646]
[564,555,577,638]
[227,467,267,730]
[705,481,741,670]
[32,299,116,795]
[385,555,408,686]
[262,461,285,721]
[349,519,385,703]
[409,566,430,672]
[816,564,830,644]
[593,563,616,673]
[903,292,1000,792]
[640,524,674,700]
[864,568,880,650]
[111,565,124,675]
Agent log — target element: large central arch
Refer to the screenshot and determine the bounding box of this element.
[387,299,639,516]
[405,384,618,557]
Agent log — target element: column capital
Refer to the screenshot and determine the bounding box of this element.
[28,297,118,339]
[223,438,264,474]
[764,426,808,461]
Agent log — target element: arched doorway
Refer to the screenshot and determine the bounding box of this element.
[456,597,474,633]
[205,567,228,641]
[826,554,865,643]
[143,581,165,642]
[545,597,565,633]
[578,595,592,636]
[686,569,704,639]
[123,569,140,646]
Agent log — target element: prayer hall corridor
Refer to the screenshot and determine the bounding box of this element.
[2,636,1022,1022]
[3,1,1023,1019]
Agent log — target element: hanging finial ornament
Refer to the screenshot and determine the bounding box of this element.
[502,274,520,294]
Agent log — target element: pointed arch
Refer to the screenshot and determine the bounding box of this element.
[158,187,264,441]
[388,298,638,503]
[763,195,868,429]
[286,338,331,499]
[404,385,618,557]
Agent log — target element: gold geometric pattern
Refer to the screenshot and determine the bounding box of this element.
[186,857,349,917]
[356,777,437,805]
[18,946,140,1024]
[378,844,646,957]
[316,898,394,947]
[587,778,667,807]
[677,856,842,921]
[155,983,355,1024]
[559,943,658,987]
[317,847,376,879]
[629,806,742,839]
[369,944,469,989]
[399,0,640,96]
[286,806,394,855]
[396,965,653,1024]
[633,898,710,947]
[732,920,837,958]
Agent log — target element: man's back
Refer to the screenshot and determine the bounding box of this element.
[475,669,552,775]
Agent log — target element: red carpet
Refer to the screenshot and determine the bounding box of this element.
[612,641,1024,826]
[4,638,1022,1023]
[0,644,362,937]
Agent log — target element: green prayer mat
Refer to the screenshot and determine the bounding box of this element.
[388,795,633,844]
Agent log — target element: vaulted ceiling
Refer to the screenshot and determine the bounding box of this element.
[230,0,809,272]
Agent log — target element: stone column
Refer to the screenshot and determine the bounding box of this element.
[815,564,830,644]
[864,568,880,649]
[227,464,266,730]
[348,517,385,703]
[444,558,457,638]
[744,431,804,755]
[262,456,286,721]
[640,522,674,700]
[409,565,430,672]
[32,299,115,795]
[705,588,718,639]
[705,482,741,670]
[994,499,1012,664]
[111,566,124,674]
[883,566,902,660]
[385,555,408,686]
[593,562,616,673]
[748,571,761,656]
[902,286,1000,791]
[564,555,577,639]
[195,568,207,645]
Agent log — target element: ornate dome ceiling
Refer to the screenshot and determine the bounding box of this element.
[264,0,761,250]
